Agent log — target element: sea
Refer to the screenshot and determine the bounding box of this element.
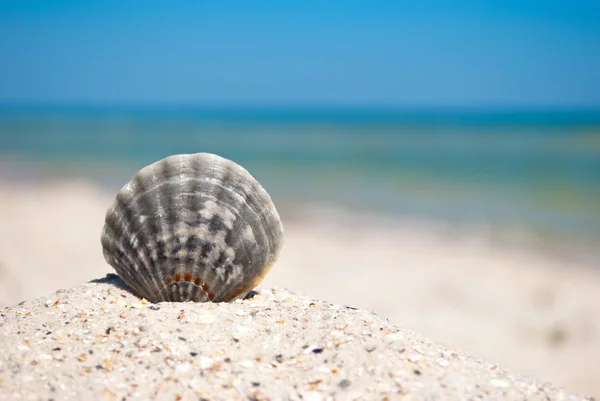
[1,105,599,261]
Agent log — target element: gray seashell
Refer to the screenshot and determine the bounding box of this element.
[100,153,284,303]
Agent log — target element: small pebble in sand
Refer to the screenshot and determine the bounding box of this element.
[198,356,214,370]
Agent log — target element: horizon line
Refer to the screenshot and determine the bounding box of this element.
[2,101,600,112]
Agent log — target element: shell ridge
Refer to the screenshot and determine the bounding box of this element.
[120,178,166,301]
[176,154,191,303]
[168,280,177,302]
[180,221,215,298]
[227,171,282,265]
[146,161,174,302]
[101,237,149,299]
[184,156,222,302]
[177,281,186,301]
[185,154,222,302]
[205,166,277,300]
[230,178,276,286]
[155,156,187,302]
[160,281,211,302]
[196,161,236,301]
[105,196,147,287]
[128,167,166,302]
[103,191,157,301]
[102,208,151,285]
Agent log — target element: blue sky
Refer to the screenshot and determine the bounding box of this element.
[1,1,599,108]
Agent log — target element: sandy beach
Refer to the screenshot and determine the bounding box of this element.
[0,276,593,400]
[1,180,599,398]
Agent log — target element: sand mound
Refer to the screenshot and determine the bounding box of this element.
[0,275,592,401]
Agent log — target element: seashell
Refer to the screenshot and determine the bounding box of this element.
[100,153,284,303]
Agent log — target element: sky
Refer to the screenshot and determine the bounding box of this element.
[0,1,599,108]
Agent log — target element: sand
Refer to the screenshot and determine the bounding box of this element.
[0,180,599,398]
[0,275,593,401]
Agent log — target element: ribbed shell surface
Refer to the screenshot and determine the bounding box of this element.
[100,153,284,303]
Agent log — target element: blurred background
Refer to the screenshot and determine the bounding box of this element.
[1,0,599,397]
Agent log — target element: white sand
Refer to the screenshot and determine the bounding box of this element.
[0,276,592,400]
[0,180,599,398]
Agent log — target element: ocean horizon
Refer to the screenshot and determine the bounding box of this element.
[1,104,599,257]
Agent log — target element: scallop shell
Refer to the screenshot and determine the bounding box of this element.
[100,153,284,303]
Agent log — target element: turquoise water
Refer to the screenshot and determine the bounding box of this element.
[1,106,599,247]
